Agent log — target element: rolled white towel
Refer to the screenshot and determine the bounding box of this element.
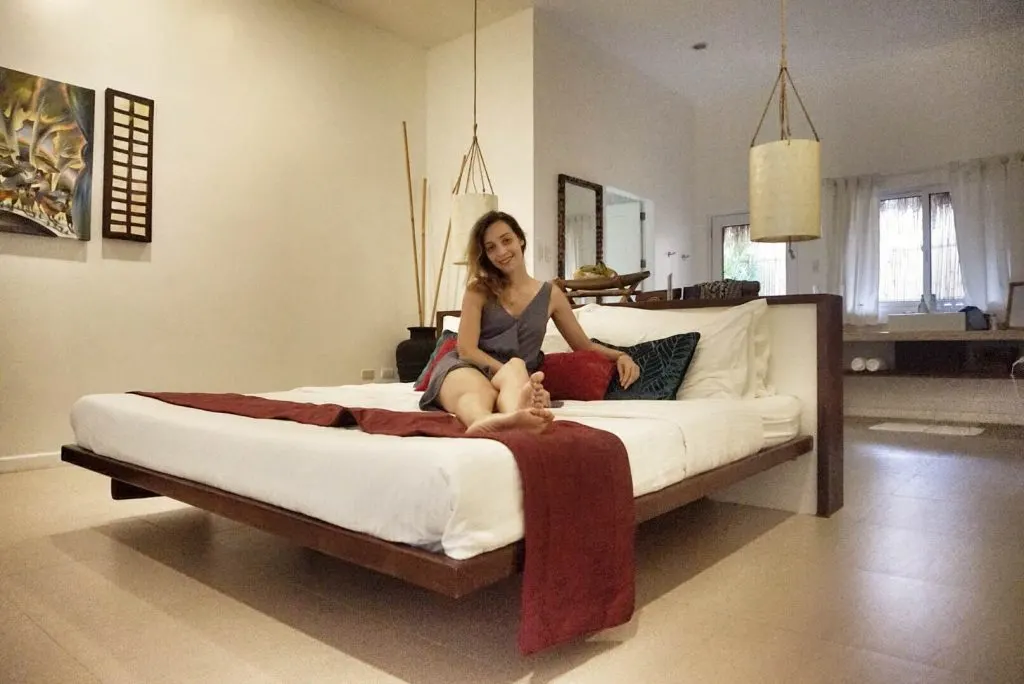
[850,357,867,372]
[866,358,887,372]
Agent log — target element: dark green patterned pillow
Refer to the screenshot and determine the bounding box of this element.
[592,333,701,400]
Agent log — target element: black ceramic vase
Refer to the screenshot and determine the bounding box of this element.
[396,326,437,383]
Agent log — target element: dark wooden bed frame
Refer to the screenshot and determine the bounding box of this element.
[60,294,843,599]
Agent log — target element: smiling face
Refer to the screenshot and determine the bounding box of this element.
[482,220,525,275]
[466,211,529,294]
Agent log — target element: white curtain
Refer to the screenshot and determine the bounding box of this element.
[822,175,881,324]
[949,153,1024,318]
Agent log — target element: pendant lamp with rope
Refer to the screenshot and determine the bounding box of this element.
[447,0,498,267]
[748,0,821,247]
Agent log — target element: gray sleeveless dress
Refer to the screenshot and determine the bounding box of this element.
[419,281,553,410]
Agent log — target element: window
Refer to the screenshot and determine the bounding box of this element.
[718,222,787,296]
[878,189,965,314]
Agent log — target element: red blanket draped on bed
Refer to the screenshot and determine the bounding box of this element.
[130,391,635,655]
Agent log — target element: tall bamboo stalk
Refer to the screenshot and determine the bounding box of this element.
[402,121,424,326]
[419,177,427,320]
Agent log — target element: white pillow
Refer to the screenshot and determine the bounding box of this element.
[674,302,772,397]
[575,299,769,399]
[673,304,772,398]
[442,315,460,333]
[542,318,573,353]
[446,300,772,398]
[675,299,766,400]
[615,301,772,398]
[574,303,671,347]
[750,308,774,397]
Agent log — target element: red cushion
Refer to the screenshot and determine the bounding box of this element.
[540,351,615,401]
[414,336,459,391]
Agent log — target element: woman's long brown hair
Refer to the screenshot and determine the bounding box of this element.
[465,211,528,299]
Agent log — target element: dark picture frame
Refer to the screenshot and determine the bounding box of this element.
[557,173,603,279]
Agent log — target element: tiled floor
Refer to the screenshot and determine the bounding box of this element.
[1,422,1021,683]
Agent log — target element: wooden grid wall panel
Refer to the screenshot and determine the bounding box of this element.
[102,89,154,242]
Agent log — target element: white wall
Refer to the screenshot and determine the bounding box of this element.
[533,9,696,290]
[426,9,534,314]
[0,0,426,458]
[691,25,1024,290]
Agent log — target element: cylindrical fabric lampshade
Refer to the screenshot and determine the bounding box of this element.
[749,138,821,242]
[450,192,498,264]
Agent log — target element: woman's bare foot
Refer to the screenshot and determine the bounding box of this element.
[516,372,547,410]
[466,407,554,435]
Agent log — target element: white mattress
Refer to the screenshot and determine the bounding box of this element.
[69,384,803,560]
[750,394,805,448]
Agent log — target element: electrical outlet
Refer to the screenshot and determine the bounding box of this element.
[380,367,397,381]
[360,368,375,381]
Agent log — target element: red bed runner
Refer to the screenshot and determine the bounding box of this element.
[130,391,635,654]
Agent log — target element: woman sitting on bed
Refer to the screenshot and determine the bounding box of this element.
[419,210,640,434]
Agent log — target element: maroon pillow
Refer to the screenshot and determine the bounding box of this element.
[414,335,459,391]
[540,351,615,401]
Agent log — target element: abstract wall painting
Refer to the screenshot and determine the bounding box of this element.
[0,66,95,240]
[102,89,154,242]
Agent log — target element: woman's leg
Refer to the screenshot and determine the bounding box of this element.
[438,364,553,435]
[491,358,546,413]
[437,367,498,428]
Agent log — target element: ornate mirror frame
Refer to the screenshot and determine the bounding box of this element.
[557,173,603,279]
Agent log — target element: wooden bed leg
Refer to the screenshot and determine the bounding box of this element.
[111,479,160,500]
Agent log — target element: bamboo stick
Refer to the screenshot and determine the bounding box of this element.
[419,177,427,318]
[402,121,424,326]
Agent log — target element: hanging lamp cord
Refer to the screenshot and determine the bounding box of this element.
[779,0,789,140]
[750,0,820,147]
[473,0,478,134]
[459,0,494,195]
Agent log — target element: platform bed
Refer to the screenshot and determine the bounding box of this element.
[61,434,812,598]
[59,294,843,600]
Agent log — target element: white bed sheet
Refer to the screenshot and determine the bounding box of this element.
[69,384,802,560]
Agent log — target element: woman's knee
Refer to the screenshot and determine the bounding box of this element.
[440,368,496,405]
[494,357,527,383]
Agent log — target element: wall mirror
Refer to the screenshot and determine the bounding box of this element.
[557,173,603,279]
[557,173,650,283]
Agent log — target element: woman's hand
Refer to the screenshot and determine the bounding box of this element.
[616,354,640,389]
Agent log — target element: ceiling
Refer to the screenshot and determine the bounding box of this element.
[322,0,1024,99]
[537,0,1024,100]
[320,0,532,47]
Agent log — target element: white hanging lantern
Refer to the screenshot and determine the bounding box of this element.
[450,192,499,265]
[748,0,821,244]
[749,139,820,242]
